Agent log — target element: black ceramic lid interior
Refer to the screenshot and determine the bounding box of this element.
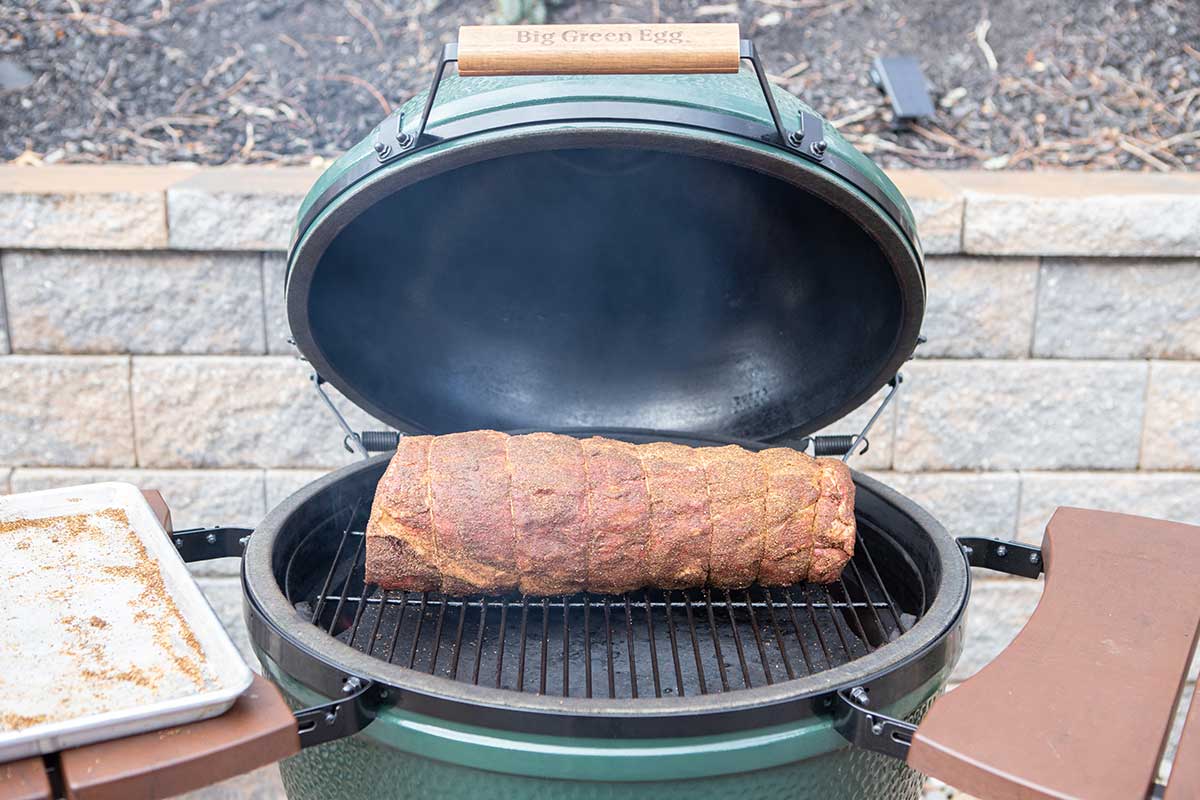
[287,132,925,441]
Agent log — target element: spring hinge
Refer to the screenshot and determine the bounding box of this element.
[833,686,916,761]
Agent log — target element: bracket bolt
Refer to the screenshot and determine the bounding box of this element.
[1030,552,1040,564]
[373,141,391,158]
[849,686,870,706]
[205,532,217,545]
[342,677,362,694]
[995,544,1007,557]
[174,538,184,549]
[871,723,884,735]
[810,139,828,157]
[396,132,414,149]
[787,130,804,148]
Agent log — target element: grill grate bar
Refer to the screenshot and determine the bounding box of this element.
[313,593,892,611]
[448,596,467,679]
[562,597,570,697]
[643,593,663,697]
[624,597,639,699]
[848,559,888,643]
[583,599,593,698]
[299,510,924,701]
[663,590,687,696]
[428,594,448,673]
[603,599,616,698]
[494,601,509,688]
[309,501,360,625]
[835,578,873,651]
[704,591,732,691]
[743,589,774,686]
[722,589,753,689]
[763,589,795,680]
[539,598,550,695]
[363,587,388,657]
[683,593,708,694]
[384,590,407,663]
[517,598,530,692]
[781,588,816,674]
[472,598,487,685]
[819,584,854,661]
[407,593,428,670]
[855,519,908,632]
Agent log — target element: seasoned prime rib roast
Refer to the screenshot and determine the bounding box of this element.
[365,430,855,595]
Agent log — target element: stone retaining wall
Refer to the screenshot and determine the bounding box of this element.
[1,166,1198,790]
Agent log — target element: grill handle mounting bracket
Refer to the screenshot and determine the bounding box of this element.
[957,537,1043,579]
[171,526,254,562]
[832,686,916,761]
[294,676,387,749]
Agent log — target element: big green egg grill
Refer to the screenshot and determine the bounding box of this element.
[199,23,1200,800]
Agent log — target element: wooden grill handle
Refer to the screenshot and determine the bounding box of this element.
[457,23,741,76]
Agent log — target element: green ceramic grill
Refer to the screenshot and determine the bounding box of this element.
[214,23,1199,800]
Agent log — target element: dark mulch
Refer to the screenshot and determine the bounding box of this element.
[1,0,1197,169]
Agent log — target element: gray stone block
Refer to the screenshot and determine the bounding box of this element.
[265,469,330,508]
[918,257,1037,358]
[167,169,317,251]
[1141,362,1200,470]
[894,360,1148,471]
[174,766,286,800]
[3,251,265,354]
[0,264,9,354]
[262,253,295,355]
[958,172,1200,257]
[952,578,1043,682]
[888,171,964,255]
[0,165,187,249]
[132,356,385,468]
[1034,258,1200,359]
[197,577,256,668]
[0,355,136,467]
[1017,471,1200,543]
[867,471,1019,540]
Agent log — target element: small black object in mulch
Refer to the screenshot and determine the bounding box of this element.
[0,0,1196,170]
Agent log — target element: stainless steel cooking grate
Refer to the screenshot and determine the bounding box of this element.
[288,504,925,699]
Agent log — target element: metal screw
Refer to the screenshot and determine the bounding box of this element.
[787,130,804,148]
[1030,552,1040,564]
[810,139,828,157]
[324,710,337,724]
[995,544,1007,557]
[205,532,217,545]
[396,132,414,149]
[342,677,362,694]
[238,535,250,548]
[373,141,391,158]
[871,723,884,735]
[849,686,870,706]
[174,538,184,549]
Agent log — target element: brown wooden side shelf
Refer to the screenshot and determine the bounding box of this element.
[58,674,298,800]
[909,507,1200,800]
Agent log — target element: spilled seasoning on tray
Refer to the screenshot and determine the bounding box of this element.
[0,506,219,732]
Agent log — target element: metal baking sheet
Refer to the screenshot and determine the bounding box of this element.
[0,482,253,762]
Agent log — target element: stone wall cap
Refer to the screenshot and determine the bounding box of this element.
[0,164,197,193]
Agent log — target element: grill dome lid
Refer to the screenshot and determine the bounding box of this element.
[285,66,925,442]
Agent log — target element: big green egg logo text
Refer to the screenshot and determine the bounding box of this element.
[516,28,686,45]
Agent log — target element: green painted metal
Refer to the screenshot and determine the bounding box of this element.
[291,68,918,261]
[259,648,945,798]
